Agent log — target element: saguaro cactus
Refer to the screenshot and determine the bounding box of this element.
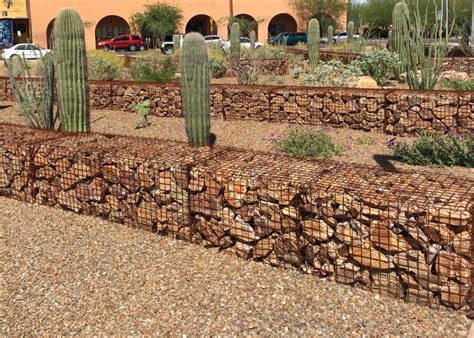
[230,22,241,60]
[173,34,181,50]
[391,2,410,56]
[54,8,90,132]
[327,25,334,46]
[249,30,256,49]
[347,21,355,41]
[180,32,211,146]
[308,18,320,71]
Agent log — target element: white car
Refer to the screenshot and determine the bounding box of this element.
[332,32,361,44]
[223,37,263,49]
[1,43,51,60]
[204,35,224,46]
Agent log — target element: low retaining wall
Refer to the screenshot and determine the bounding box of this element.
[1,77,473,135]
[0,123,472,313]
[287,48,474,74]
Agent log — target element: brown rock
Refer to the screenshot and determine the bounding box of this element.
[137,165,154,189]
[204,174,222,197]
[370,221,411,253]
[254,235,277,258]
[435,250,470,284]
[302,219,334,242]
[103,165,120,184]
[190,192,223,219]
[371,271,404,298]
[75,178,106,202]
[422,222,455,245]
[229,215,259,243]
[224,179,247,208]
[440,282,469,309]
[137,201,159,227]
[452,231,469,257]
[120,168,140,192]
[350,244,393,270]
[430,207,470,226]
[335,262,360,284]
[336,221,367,246]
[158,170,173,192]
[0,168,10,188]
[57,190,82,212]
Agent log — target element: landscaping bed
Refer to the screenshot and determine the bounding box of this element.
[1,103,472,178]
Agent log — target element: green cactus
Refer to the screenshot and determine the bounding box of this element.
[347,21,355,42]
[249,30,256,49]
[230,22,241,60]
[308,18,320,71]
[173,34,180,50]
[54,8,90,132]
[391,2,410,56]
[327,25,334,46]
[180,32,211,146]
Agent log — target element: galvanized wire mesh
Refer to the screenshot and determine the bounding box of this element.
[0,123,472,312]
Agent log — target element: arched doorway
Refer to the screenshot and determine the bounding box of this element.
[314,13,336,38]
[233,14,258,38]
[268,13,297,37]
[95,15,130,43]
[185,15,218,35]
[46,19,55,49]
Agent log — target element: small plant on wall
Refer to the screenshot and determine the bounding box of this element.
[131,99,151,129]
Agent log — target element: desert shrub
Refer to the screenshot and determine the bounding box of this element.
[244,45,288,59]
[129,50,176,82]
[278,129,343,159]
[208,45,229,78]
[299,60,362,87]
[87,50,124,80]
[394,132,474,167]
[354,49,399,86]
[440,78,474,91]
[329,40,367,54]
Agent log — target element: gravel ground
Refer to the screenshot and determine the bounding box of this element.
[1,103,472,178]
[1,196,472,336]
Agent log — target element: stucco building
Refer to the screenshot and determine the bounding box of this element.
[0,0,31,47]
[27,0,348,49]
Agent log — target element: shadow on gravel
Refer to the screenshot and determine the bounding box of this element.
[0,104,12,110]
[373,154,400,172]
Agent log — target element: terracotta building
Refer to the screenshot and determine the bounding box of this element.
[28,0,348,49]
[0,0,31,47]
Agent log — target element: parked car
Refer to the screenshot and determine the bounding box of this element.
[268,32,307,46]
[223,37,263,49]
[204,35,224,46]
[1,43,51,60]
[160,34,184,53]
[97,34,144,51]
[332,32,361,43]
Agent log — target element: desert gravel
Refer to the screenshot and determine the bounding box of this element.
[1,103,472,178]
[1,196,471,336]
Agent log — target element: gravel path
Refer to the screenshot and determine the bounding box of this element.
[1,103,472,178]
[1,196,471,336]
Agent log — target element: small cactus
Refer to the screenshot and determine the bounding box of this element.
[327,25,334,46]
[249,30,256,49]
[54,8,90,132]
[230,22,241,60]
[347,21,355,41]
[308,18,320,71]
[180,32,211,146]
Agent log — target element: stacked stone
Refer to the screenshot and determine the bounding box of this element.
[0,123,472,312]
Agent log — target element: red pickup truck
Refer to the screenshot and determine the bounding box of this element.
[97,34,144,51]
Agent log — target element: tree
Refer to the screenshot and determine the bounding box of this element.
[291,0,347,32]
[130,3,183,45]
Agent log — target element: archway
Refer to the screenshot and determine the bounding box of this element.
[95,15,130,43]
[268,13,297,37]
[46,19,55,49]
[313,13,336,38]
[233,14,258,38]
[185,15,218,35]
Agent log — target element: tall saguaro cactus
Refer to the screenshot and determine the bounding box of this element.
[54,8,90,132]
[308,18,320,71]
[391,2,410,57]
[180,33,211,146]
[230,22,241,60]
[249,30,256,49]
[327,25,334,47]
[347,21,355,42]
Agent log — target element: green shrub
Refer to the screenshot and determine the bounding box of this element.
[208,45,229,78]
[129,51,176,82]
[299,60,362,87]
[394,132,474,167]
[440,78,474,91]
[87,50,124,80]
[354,49,400,86]
[329,40,367,53]
[278,129,343,159]
[243,45,288,59]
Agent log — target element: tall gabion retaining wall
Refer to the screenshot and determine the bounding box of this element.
[1,77,473,135]
[0,123,472,313]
